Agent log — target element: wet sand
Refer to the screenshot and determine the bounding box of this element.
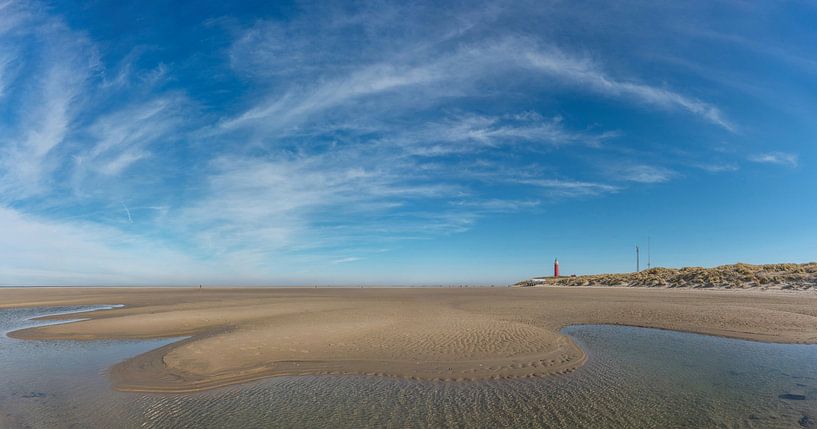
[2,287,817,392]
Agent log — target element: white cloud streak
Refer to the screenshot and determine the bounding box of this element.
[524,49,734,132]
[692,162,739,173]
[611,165,676,183]
[0,27,94,198]
[79,95,189,177]
[219,61,443,133]
[379,113,620,157]
[0,51,14,100]
[449,198,540,212]
[120,202,133,224]
[515,178,619,197]
[219,35,733,137]
[0,1,193,206]
[180,153,463,255]
[748,152,799,167]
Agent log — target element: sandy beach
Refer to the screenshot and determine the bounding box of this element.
[2,287,817,393]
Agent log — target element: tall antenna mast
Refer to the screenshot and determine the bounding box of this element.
[636,245,640,272]
[647,236,651,270]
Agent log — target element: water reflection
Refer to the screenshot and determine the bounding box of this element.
[1,307,815,428]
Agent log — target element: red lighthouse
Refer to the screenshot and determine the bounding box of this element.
[554,258,559,278]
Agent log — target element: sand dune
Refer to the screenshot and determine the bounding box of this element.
[517,262,817,289]
[3,287,817,392]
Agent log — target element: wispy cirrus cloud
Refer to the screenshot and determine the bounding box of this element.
[178,6,735,264]
[0,51,14,100]
[0,0,192,205]
[76,94,191,177]
[218,61,444,134]
[449,198,541,212]
[180,151,465,255]
[378,113,620,157]
[691,162,739,173]
[219,28,733,138]
[524,49,734,132]
[0,11,96,199]
[0,0,28,34]
[748,152,798,167]
[611,165,677,183]
[3,0,783,285]
[515,178,620,197]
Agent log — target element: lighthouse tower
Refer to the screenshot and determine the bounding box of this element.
[554,258,560,278]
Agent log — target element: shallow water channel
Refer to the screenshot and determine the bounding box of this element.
[1,306,816,428]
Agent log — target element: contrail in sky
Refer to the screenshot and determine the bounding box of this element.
[121,202,133,224]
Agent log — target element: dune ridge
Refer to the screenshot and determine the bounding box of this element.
[517,263,817,289]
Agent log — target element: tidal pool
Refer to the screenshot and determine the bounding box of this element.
[1,306,816,428]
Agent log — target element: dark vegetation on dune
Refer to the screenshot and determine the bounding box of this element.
[517,263,817,290]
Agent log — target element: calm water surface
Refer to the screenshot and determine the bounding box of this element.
[1,306,816,428]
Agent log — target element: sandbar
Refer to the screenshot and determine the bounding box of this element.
[2,287,816,392]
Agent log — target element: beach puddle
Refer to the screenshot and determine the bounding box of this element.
[1,307,816,428]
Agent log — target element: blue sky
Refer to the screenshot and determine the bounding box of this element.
[0,1,815,286]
